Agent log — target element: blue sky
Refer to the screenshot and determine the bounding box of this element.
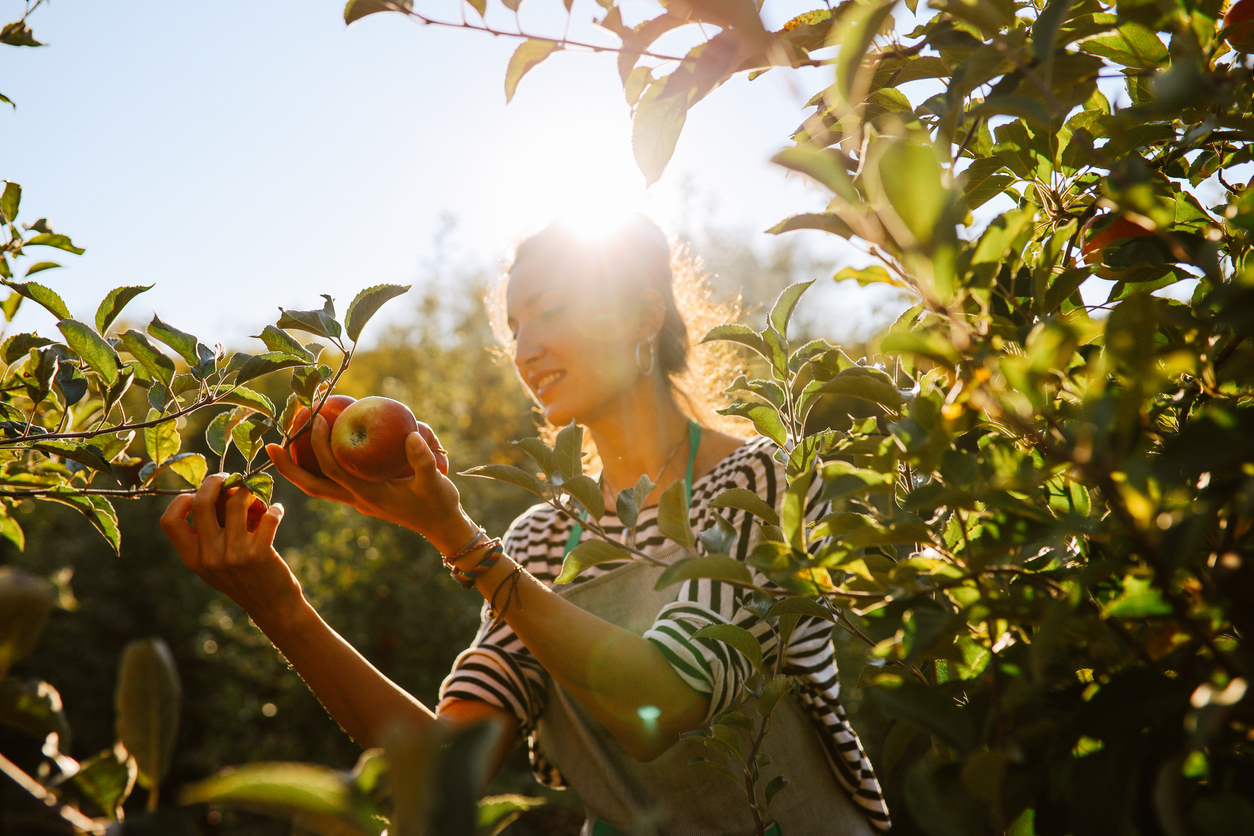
[2,1,901,348]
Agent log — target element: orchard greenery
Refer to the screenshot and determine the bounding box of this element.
[5,0,1254,834]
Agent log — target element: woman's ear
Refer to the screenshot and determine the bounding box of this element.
[635,288,667,339]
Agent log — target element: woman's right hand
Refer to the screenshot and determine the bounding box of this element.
[265,415,478,555]
[160,475,303,629]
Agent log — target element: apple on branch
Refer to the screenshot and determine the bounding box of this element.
[330,396,445,482]
[287,394,356,478]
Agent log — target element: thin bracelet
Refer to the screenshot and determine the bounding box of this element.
[444,540,502,589]
[444,528,486,561]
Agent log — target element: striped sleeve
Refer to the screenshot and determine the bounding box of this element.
[643,439,828,719]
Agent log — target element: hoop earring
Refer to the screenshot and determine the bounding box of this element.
[636,333,658,376]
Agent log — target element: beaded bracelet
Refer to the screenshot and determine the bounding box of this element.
[443,539,503,589]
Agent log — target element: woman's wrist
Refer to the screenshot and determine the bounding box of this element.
[426,510,483,557]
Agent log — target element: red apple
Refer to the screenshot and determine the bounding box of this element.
[1226,0,1254,53]
[1080,215,1155,265]
[330,396,420,483]
[287,394,356,478]
[187,486,266,532]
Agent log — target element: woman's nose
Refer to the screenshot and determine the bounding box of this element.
[513,326,544,368]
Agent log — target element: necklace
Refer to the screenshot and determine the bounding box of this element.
[600,422,691,505]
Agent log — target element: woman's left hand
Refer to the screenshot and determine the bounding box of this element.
[266,415,477,553]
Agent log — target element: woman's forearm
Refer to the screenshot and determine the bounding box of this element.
[469,555,710,761]
[251,595,439,748]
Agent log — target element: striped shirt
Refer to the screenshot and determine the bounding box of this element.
[438,436,890,830]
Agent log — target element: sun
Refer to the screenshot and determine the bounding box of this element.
[486,103,671,238]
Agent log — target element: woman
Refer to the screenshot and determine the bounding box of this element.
[160,213,889,835]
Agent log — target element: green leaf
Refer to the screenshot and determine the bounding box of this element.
[764,774,790,807]
[119,330,176,388]
[166,453,209,488]
[231,413,272,465]
[23,261,60,276]
[461,464,547,498]
[719,402,787,447]
[512,438,554,476]
[4,281,71,320]
[277,296,341,340]
[759,675,793,719]
[1079,22,1167,69]
[655,555,755,589]
[658,479,694,549]
[253,325,314,361]
[206,411,231,458]
[702,323,770,359]
[25,233,84,255]
[768,280,814,337]
[819,460,896,502]
[31,440,113,475]
[115,637,182,790]
[696,510,738,555]
[766,212,857,240]
[216,386,276,419]
[879,139,950,247]
[1,332,54,364]
[632,76,689,187]
[710,487,781,526]
[478,794,546,829]
[1104,574,1173,618]
[179,761,382,835]
[345,283,410,343]
[693,623,764,675]
[815,365,904,411]
[57,319,121,385]
[563,474,605,520]
[94,285,152,335]
[880,331,960,367]
[147,314,202,368]
[765,596,833,621]
[71,747,136,821]
[245,472,275,505]
[771,148,859,203]
[234,352,309,386]
[143,409,181,464]
[555,539,631,584]
[0,182,20,223]
[344,0,413,25]
[552,421,584,483]
[505,39,561,103]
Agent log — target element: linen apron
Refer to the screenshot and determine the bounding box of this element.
[536,549,876,836]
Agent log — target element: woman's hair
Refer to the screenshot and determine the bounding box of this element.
[489,213,748,441]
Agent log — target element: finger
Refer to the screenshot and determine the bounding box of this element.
[159,494,198,556]
[223,485,255,538]
[310,415,365,489]
[405,430,441,478]
[266,443,357,504]
[416,422,450,476]
[190,473,227,532]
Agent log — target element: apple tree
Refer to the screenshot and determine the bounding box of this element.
[334,0,1254,833]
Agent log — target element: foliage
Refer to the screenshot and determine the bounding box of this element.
[4,0,1254,833]
[344,0,1254,833]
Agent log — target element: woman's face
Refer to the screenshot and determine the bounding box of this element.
[505,257,646,427]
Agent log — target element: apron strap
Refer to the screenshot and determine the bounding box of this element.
[565,420,702,557]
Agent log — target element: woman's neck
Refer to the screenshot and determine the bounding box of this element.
[585,381,692,503]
